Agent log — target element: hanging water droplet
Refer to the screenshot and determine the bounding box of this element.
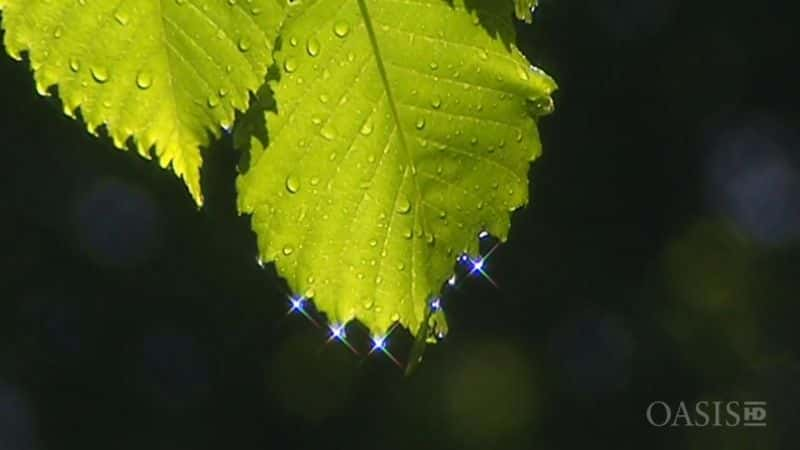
[306,37,320,57]
[135,71,152,89]
[285,175,300,193]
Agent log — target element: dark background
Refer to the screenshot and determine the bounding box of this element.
[2,0,799,449]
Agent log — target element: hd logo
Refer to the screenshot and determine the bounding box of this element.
[646,401,767,427]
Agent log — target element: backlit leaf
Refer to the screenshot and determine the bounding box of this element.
[0,0,285,204]
[236,0,556,338]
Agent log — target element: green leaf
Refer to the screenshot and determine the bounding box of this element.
[236,0,556,337]
[0,0,286,204]
[514,0,538,23]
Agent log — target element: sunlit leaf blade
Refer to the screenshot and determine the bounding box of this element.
[236,0,556,337]
[0,0,285,204]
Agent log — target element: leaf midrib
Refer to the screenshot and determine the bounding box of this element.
[355,0,424,320]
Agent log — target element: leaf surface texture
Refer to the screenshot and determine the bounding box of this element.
[237,0,556,336]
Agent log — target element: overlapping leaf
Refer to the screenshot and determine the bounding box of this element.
[0,0,285,204]
[236,0,556,337]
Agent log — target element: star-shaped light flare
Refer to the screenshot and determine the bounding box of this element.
[286,295,320,328]
[459,241,500,288]
[368,323,403,368]
[327,323,359,355]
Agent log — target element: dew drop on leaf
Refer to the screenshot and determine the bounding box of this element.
[135,71,152,90]
[283,58,298,73]
[282,246,294,256]
[285,175,301,194]
[396,194,412,214]
[360,120,374,136]
[306,38,320,57]
[333,20,350,38]
[320,125,336,141]
[90,66,109,83]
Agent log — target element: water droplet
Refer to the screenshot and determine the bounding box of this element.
[136,71,152,89]
[396,194,411,214]
[363,300,374,309]
[319,94,329,104]
[402,228,413,239]
[283,58,298,73]
[431,97,442,109]
[391,313,400,322]
[238,37,251,52]
[90,66,109,83]
[416,117,426,130]
[306,37,320,57]
[285,175,300,193]
[207,95,219,108]
[114,11,129,26]
[360,120,374,136]
[53,27,63,38]
[333,21,350,38]
[282,246,294,256]
[425,233,436,245]
[68,57,80,72]
[517,65,530,81]
[369,239,378,247]
[320,125,336,141]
